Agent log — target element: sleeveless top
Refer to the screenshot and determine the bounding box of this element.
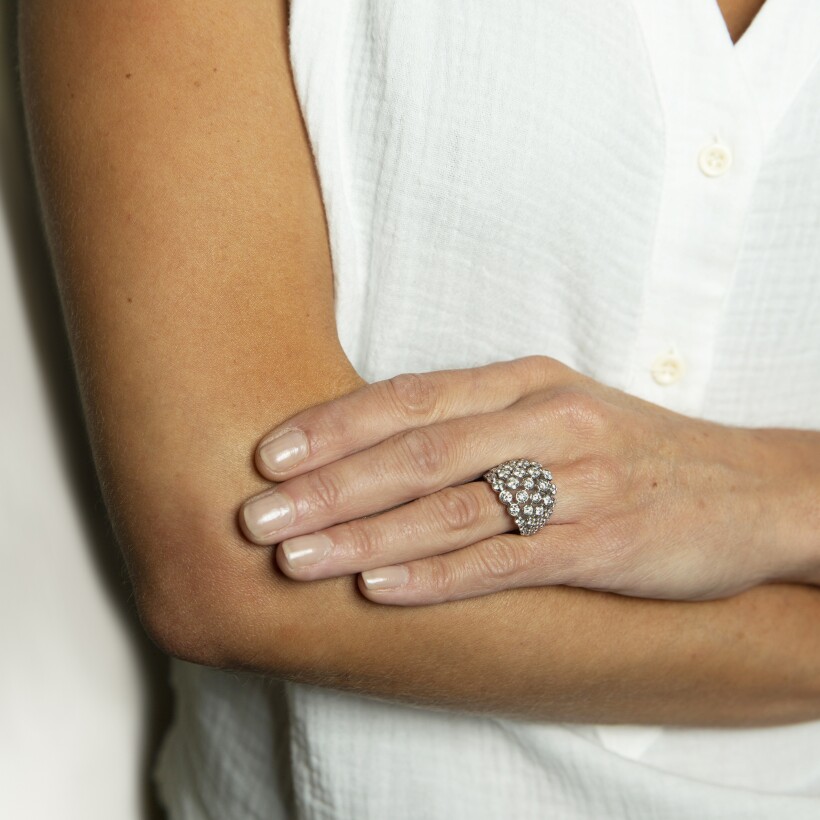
[153,1,820,817]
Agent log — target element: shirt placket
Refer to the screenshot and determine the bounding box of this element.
[595,0,766,762]
[625,2,764,418]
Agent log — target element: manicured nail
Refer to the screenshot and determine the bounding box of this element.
[259,429,308,473]
[281,533,332,569]
[361,565,410,591]
[242,492,293,540]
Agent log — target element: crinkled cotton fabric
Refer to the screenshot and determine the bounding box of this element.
[154,1,820,817]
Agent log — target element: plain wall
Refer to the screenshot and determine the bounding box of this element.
[0,7,173,819]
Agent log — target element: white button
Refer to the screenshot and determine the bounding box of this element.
[698,142,732,177]
[651,351,685,385]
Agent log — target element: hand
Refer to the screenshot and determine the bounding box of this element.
[238,355,779,605]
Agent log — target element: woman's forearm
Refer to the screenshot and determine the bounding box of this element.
[169,375,820,728]
[256,580,820,728]
[19,0,820,729]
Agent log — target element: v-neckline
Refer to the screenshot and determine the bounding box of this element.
[710,0,774,49]
[631,0,820,140]
[717,0,769,48]
[716,0,820,135]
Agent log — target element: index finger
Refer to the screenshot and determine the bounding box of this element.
[253,355,563,481]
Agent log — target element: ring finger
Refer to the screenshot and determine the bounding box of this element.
[240,403,576,546]
[275,459,586,581]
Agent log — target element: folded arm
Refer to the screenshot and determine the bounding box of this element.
[19,0,820,727]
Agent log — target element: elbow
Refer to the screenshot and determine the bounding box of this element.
[119,497,277,672]
[101,423,358,677]
[128,536,230,670]
[133,584,215,670]
[90,397,330,673]
[129,517,358,683]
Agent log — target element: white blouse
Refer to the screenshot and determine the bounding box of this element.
[154,1,820,817]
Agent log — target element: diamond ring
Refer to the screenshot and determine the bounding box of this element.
[482,458,557,536]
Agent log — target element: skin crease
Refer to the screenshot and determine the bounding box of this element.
[17,0,820,727]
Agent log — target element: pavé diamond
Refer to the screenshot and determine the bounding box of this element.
[483,458,557,536]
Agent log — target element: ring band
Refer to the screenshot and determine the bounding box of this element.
[483,458,557,536]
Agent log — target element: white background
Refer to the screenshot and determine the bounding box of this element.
[0,7,172,819]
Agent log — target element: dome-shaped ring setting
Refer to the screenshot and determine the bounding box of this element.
[483,458,557,536]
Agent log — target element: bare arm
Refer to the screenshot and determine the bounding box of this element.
[19,0,820,727]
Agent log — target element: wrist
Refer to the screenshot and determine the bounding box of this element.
[741,427,820,586]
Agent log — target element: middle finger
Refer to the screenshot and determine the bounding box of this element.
[239,404,562,545]
[274,464,582,580]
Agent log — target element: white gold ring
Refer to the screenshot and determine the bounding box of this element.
[483,458,557,536]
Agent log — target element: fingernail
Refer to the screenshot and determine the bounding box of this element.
[259,429,308,473]
[242,492,293,540]
[361,565,410,591]
[281,533,332,569]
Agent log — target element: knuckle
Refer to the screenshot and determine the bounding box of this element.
[523,353,559,375]
[472,537,524,583]
[312,400,355,449]
[548,389,608,437]
[338,521,380,564]
[517,354,572,390]
[423,558,459,599]
[303,468,346,515]
[575,454,622,498]
[384,372,438,419]
[516,355,553,392]
[396,426,453,483]
[434,486,484,534]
